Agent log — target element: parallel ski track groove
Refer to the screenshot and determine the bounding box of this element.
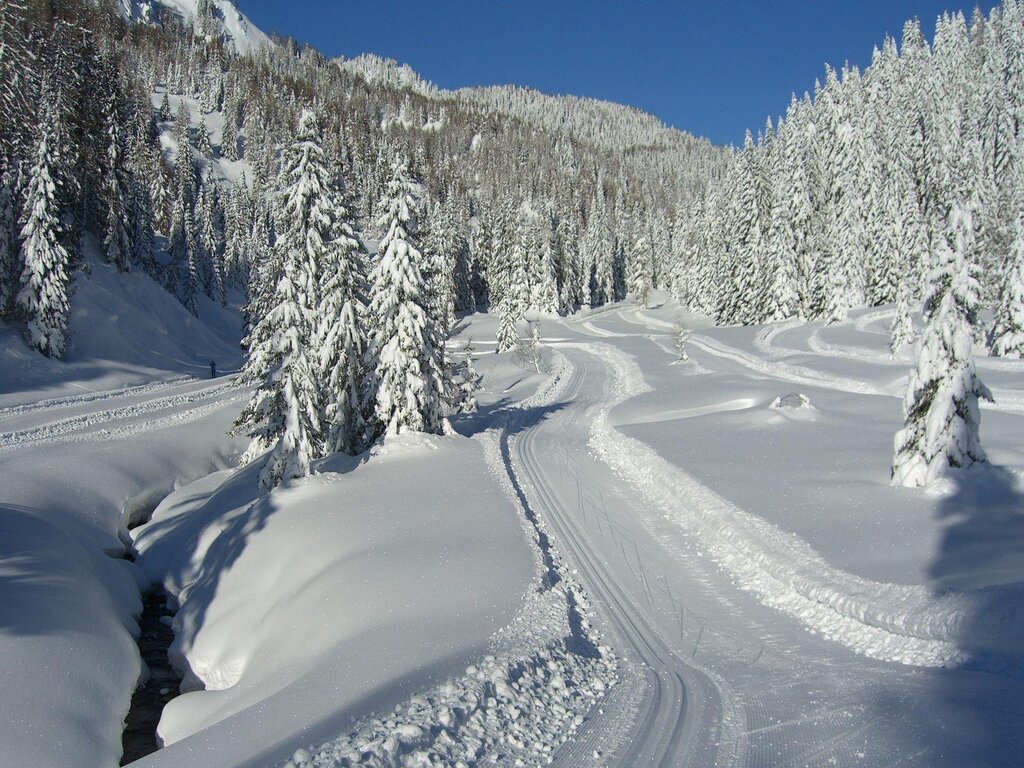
[510,349,723,768]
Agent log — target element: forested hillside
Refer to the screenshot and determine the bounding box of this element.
[674,2,1024,360]
[0,0,726,365]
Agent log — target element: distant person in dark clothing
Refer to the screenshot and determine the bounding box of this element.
[210,360,217,379]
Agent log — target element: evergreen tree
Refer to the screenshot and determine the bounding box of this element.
[102,91,131,272]
[989,211,1024,357]
[531,220,560,314]
[128,175,157,276]
[157,91,172,122]
[365,157,450,439]
[892,202,992,487]
[0,0,32,158]
[890,280,915,354]
[17,112,72,359]
[496,294,520,353]
[316,148,369,454]
[235,111,329,491]
[199,173,225,304]
[195,115,213,159]
[0,168,17,317]
[452,338,479,414]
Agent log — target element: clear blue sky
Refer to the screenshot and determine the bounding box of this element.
[236,1,998,146]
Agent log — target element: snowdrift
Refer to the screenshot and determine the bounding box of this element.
[131,433,536,766]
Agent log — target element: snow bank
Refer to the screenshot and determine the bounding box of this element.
[0,506,142,768]
[0,239,248,768]
[131,431,537,766]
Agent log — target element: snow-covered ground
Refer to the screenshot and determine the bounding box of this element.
[0,247,248,768]
[2,294,1023,767]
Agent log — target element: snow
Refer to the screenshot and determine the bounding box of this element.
[153,90,252,188]
[0,241,241,405]
[561,301,1024,668]
[3,295,1024,768]
[129,439,523,761]
[124,1,273,54]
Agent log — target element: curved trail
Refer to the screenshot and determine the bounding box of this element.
[0,376,193,420]
[508,314,1024,767]
[688,332,1024,415]
[511,352,724,767]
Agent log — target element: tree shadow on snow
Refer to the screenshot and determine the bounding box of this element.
[134,450,371,688]
[453,397,570,440]
[874,464,1024,767]
[925,464,1024,766]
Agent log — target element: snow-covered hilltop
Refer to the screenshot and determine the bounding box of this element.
[120,0,273,54]
[337,52,712,154]
[336,53,437,96]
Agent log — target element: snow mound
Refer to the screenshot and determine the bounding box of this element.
[0,506,142,768]
[131,432,538,764]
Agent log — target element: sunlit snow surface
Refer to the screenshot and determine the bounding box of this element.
[2,293,1023,767]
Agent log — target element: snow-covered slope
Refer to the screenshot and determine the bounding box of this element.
[121,0,273,54]
[0,240,242,406]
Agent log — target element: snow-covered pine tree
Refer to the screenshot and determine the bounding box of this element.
[157,91,172,122]
[235,110,329,491]
[718,132,763,325]
[198,172,226,304]
[128,174,157,276]
[102,90,131,272]
[452,338,480,414]
[315,149,369,454]
[496,294,519,353]
[365,157,451,439]
[221,87,241,161]
[423,198,458,336]
[167,182,190,294]
[0,0,32,158]
[468,209,491,310]
[508,211,534,318]
[195,115,213,159]
[17,108,72,358]
[890,280,915,354]
[530,213,560,314]
[989,210,1024,357]
[627,203,655,309]
[585,186,614,306]
[892,201,992,487]
[0,168,17,317]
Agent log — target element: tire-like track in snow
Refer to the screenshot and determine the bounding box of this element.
[509,349,727,768]
[0,378,244,452]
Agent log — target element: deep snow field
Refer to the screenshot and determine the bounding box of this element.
[2,287,1023,768]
